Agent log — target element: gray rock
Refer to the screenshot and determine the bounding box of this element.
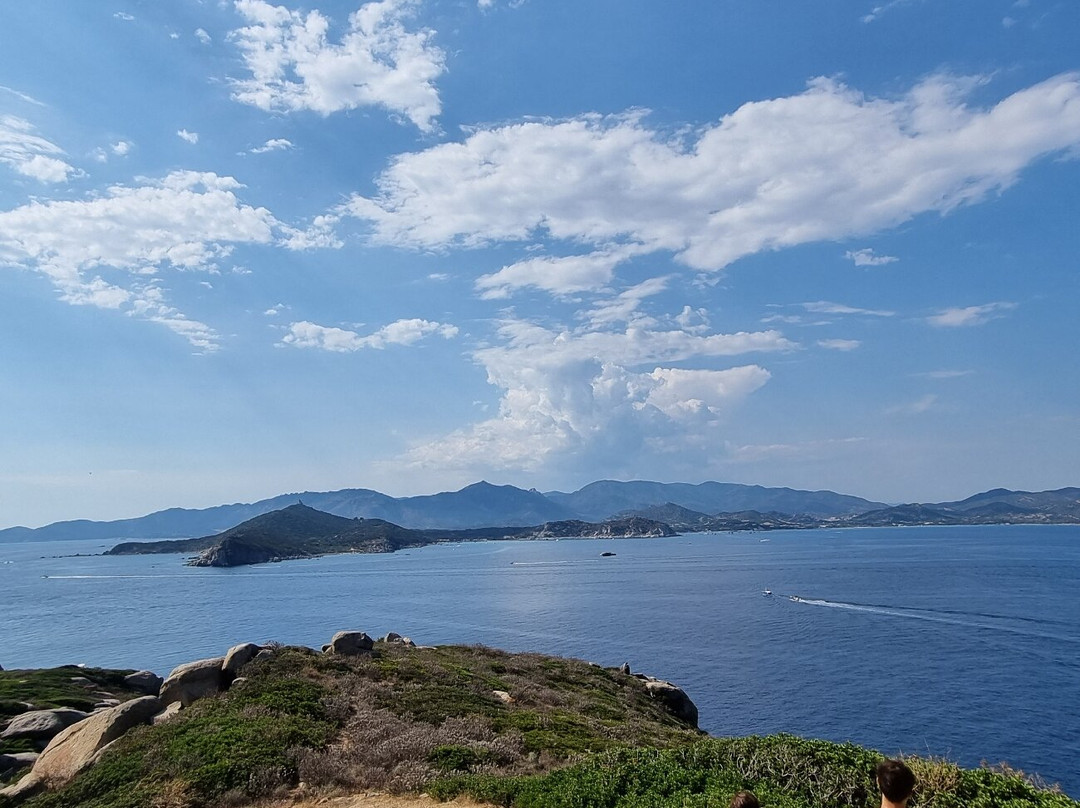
[158,657,225,708]
[123,670,163,695]
[0,772,44,803]
[324,631,373,656]
[379,632,403,643]
[0,752,38,775]
[222,643,262,679]
[68,676,93,687]
[27,697,161,791]
[253,649,275,662]
[641,678,698,728]
[92,700,121,711]
[619,662,631,675]
[0,709,88,742]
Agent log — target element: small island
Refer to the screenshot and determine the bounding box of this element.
[105,504,674,568]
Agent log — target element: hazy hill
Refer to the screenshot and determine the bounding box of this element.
[545,480,884,520]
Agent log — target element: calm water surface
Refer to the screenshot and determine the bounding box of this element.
[1,525,1077,795]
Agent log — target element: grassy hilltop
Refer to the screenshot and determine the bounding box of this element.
[2,643,1075,808]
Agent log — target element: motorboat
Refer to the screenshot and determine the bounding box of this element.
[762,589,772,596]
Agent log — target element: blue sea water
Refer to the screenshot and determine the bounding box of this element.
[1,525,1077,795]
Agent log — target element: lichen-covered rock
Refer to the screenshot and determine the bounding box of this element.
[0,709,88,742]
[158,657,225,707]
[324,631,373,656]
[123,670,163,695]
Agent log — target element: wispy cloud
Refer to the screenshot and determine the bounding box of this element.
[818,338,861,351]
[914,369,975,379]
[195,27,212,44]
[0,171,330,348]
[803,301,894,317]
[229,0,446,132]
[281,318,458,351]
[886,394,938,415]
[927,301,1016,327]
[0,116,78,183]
[845,247,898,267]
[177,129,199,144]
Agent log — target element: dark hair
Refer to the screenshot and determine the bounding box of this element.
[729,791,760,808]
[877,759,916,802]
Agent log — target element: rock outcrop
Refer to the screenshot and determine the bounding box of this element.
[636,675,699,728]
[123,670,163,695]
[8,696,162,799]
[222,643,262,680]
[322,631,373,655]
[158,657,226,708]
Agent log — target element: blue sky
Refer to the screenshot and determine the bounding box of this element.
[1,0,1078,528]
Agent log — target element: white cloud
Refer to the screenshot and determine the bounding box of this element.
[250,137,293,153]
[476,248,635,299]
[344,73,1080,285]
[229,0,446,132]
[195,27,213,44]
[282,317,458,351]
[0,116,78,183]
[0,85,45,106]
[802,301,894,317]
[177,129,200,144]
[927,301,1016,327]
[401,316,792,474]
[861,0,920,23]
[0,171,321,348]
[845,247,898,267]
[114,11,135,21]
[818,338,861,351]
[111,140,133,156]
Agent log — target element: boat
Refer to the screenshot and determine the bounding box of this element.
[762,589,772,596]
[790,595,801,602]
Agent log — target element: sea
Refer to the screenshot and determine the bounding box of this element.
[1,524,1077,796]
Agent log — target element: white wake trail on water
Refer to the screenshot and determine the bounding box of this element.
[788,596,1080,644]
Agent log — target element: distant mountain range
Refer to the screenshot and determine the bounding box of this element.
[2,481,1078,543]
[105,504,673,567]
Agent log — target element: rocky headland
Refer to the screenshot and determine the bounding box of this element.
[2,634,1075,808]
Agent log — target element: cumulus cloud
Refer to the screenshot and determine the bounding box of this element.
[343,73,1080,286]
[818,338,861,351]
[0,116,78,183]
[177,129,200,144]
[401,316,792,474]
[195,27,212,44]
[250,137,293,153]
[0,171,326,348]
[281,317,458,351]
[927,301,1016,327]
[229,0,445,132]
[845,247,898,267]
[111,140,133,156]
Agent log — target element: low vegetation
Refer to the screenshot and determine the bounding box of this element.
[3,645,1076,808]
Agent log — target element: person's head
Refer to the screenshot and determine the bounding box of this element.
[876,759,916,804]
[729,791,760,808]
